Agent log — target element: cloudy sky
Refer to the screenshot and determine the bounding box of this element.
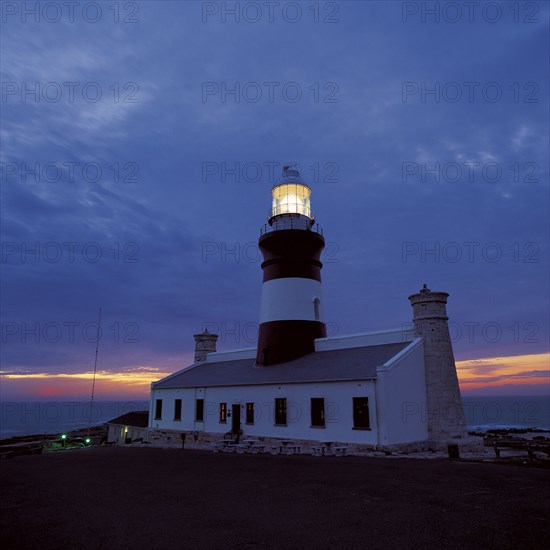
[1,0,548,400]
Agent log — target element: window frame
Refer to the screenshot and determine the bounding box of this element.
[174,398,182,421]
[195,398,204,422]
[310,397,325,428]
[313,298,321,321]
[245,402,255,425]
[274,397,287,426]
[154,399,162,420]
[352,397,371,430]
[219,402,227,423]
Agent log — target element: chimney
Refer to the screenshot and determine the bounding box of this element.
[193,330,218,362]
[408,285,468,442]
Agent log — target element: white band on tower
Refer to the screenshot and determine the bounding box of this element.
[260,278,324,324]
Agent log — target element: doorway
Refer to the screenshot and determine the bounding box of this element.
[231,404,241,439]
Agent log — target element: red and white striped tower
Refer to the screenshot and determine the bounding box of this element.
[256,165,326,365]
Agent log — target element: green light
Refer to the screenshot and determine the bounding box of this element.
[61,434,67,440]
[85,437,91,444]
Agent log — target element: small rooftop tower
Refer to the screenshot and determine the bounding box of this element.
[193,329,218,362]
[256,165,326,365]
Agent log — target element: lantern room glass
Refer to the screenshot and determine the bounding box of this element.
[271,183,312,218]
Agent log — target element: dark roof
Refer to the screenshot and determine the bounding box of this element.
[153,342,410,389]
[107,411,149,428]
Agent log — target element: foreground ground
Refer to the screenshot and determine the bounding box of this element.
[1,447,549,549]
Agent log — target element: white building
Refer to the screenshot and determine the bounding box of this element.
[149,167,474,452]
[107,411,149,445]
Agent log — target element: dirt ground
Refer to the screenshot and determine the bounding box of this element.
[1,447,548,549]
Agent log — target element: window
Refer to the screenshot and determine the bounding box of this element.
[174,399,182,421]
[275,398,287,425]
[154,399,162,420]
[219,403,227,423]
[196,399,204,422]
[353,397,370,429]
[313,298,320,321]
[246,402,254,424]
[311,398,325,427]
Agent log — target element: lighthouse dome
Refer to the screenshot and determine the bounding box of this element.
[270,165,312,220]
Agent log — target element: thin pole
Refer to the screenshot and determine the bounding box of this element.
[87,307,102,438]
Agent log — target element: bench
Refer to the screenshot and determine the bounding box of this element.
[311,446,324,457]
[231,444,247,454]
[283,445,301,455]
[334,446,349,457]
[491,441,549,460]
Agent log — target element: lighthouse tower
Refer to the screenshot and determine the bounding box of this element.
[256,166,327,365]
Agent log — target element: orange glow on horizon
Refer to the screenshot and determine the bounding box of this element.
[1,368,174,399]
[1,353,548,399]
[456,353,549,392]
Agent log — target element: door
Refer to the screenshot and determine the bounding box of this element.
[231,404,241,436]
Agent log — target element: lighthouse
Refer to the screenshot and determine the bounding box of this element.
[256,166,327,365]
[150,163,480,453]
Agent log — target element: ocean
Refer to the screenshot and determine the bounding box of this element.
[0,397,548,439]
[0,400,149,439]
[461,396,549,431]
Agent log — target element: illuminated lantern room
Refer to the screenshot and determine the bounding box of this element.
[269,166,313,226]
[272,180,311,218]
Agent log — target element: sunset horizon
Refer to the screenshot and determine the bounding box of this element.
[2,350,548,401]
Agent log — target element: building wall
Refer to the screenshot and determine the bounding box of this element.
[375,339,428,445]
[315,328,414,352]
[107,424,147,445]
[149,380,380,445]
[108,424,123,444]
[199,328,415,364]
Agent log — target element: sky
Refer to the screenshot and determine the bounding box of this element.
[1,0,549,401]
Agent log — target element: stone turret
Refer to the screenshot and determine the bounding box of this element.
[193,330,218,362]
[409,285,468,443]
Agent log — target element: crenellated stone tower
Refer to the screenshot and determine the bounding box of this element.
[409,285,468,443]
[193,330,218,362]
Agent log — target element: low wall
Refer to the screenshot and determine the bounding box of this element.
[146,428,485,456]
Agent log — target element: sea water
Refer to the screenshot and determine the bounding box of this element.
[0,400,149,439]
[462,396,549,431]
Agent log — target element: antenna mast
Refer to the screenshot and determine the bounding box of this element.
[87,307,102,440]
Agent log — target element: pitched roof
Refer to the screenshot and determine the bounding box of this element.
[107,411,149,428]
[152,341,410,389]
